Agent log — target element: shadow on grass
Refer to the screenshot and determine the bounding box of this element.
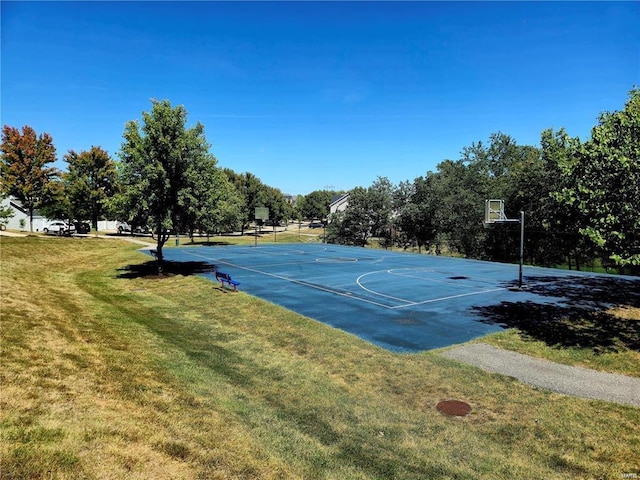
[473,275,640,353]
[116,260,217,279]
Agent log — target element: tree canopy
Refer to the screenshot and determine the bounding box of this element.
[300,190,334,221]
[63,146,119,230]
[0,125,59,231]
[558,88,640,267]
[5,88,638,275]
[116,100,235,268]
[329,89,639,274]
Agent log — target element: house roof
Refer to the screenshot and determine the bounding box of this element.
[330,193,349,207]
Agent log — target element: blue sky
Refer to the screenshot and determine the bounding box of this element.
[2,1,638,195]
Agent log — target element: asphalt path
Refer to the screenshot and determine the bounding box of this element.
[441,343,640,407]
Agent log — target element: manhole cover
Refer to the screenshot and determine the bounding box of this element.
[436,400,471,416]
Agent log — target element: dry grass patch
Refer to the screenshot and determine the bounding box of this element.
[609,305,640,321]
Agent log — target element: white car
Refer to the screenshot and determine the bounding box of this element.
[117,221,150,235]
[43,221,75,235]
[116,221,132,234]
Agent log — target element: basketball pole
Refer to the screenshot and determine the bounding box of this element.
[519,210,524,289]
[485,200,525,289]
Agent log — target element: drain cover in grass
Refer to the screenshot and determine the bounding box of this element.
[436,400,471,416]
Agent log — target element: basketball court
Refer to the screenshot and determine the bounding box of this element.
[149,243,639,352]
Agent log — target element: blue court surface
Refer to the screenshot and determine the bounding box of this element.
[152,243,640,352]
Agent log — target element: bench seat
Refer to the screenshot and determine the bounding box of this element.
[215,271,240,291]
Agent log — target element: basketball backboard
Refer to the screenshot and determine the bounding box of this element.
[255,207,269,221]
[484,199,506,224]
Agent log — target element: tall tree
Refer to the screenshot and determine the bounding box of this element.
[540,128,591,269]
[391,179,416,250]
[328,177,394,247]
[181,159,243,237]
[327,187,370,246]
[0,125,59,231]
[117,100,228,269]
[238,173,266,230]
[256,185,291,225]
[395,175,438,252]
[430,159,487,257]
[301,190,333,221]
[559,88,640,270]
[64,146,119,230]
[366,176,394,240]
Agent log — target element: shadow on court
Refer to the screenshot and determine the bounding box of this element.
[117,260,217,279]
[474,275,640,353]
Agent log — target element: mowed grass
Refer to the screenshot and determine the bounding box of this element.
[1,237,639,479]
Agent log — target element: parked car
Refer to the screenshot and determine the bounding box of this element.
[133,225,151,234]
[308,221,325,229]
[74,221,90,234]
[43,221,75,235]
[116,221,132,234]
[117,221,150,235]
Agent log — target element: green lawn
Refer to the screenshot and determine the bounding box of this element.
[1,236,638,479]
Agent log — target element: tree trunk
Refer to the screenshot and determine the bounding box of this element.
[154,225,169,274]
[155,238,164,274]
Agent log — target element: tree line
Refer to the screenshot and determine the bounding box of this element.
[2,90,638,273]
[326,89,639,274]
[0,100,330,266]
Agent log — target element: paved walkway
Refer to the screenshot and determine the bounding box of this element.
[441,343,640,407]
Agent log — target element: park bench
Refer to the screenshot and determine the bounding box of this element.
[215,271,240,291]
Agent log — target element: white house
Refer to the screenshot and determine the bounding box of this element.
[0,196,48,231]
[329,193,349,215]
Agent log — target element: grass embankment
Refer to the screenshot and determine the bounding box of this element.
[1,236,638,479]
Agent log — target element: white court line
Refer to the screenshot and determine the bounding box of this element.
[390,287,507,309]
[357,269,507,308]
[356,271,416,305]
[180,249,508,310]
